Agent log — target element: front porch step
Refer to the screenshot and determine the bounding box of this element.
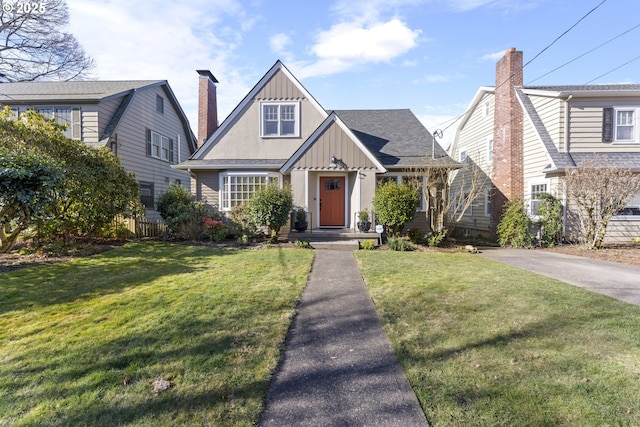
[287,228,381,250]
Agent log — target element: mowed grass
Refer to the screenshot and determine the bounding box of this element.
[0,242,314,427]
[355,251,640,426]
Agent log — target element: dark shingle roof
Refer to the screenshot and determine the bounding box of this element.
[0,80,164,102]
[332,109,458,168]
[175,159,288,169]
[524,84,640,92]
[570,152,640,170]
[516,88,575,171]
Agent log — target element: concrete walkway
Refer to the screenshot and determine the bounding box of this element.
[478,247,640,306]
[258,250,428,427]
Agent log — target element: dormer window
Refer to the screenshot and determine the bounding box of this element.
[260,101,300,137]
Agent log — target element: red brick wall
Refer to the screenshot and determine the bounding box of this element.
[198,74,218,148]
[490,48,524,235]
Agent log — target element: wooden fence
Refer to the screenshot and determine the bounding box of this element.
[114,215,167,238]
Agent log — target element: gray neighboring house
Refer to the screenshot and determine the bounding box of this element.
[449,48,640,243]
[176,61,457,232]
[0,80,198,219]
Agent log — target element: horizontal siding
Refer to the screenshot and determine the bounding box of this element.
[450,92,494,234]
[605,218,640,244]
[81,107,99,143]
[108,85,193,217]
[529,95,564,151]
[568,99,640,153]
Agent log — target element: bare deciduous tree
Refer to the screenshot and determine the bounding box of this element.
[406,156,489,237]
[0,0,93,82]
[563,156,640,249]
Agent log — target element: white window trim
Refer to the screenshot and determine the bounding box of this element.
[218,171,282,211]
[460,149,467,163]
[487,136,494,163]
[484,188,492,217]
[150,131,172,161]
[528,180,549,217]
[260,101,301,138]
[613,106,639,144]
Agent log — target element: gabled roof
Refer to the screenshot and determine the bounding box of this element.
[0,80,197,153]
[515,88,575,173]
[280,112,386,173]
[0,80,164,103]
[193,60,328,159]
[334,109,459,168]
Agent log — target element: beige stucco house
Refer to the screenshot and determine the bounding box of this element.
[175,61,456,233]
[0,80,198,219]
[449,48,640,243]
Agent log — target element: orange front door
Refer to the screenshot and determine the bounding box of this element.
[319,177,345,226]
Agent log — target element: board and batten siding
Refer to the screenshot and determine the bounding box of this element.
[291,121,378,170]
[108,85,192,219]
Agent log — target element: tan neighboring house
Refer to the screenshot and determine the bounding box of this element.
[175,62,456,233]
[449,48,640,243]
[0,80,198,219]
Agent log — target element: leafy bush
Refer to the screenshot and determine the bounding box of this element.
[387,235,414,251]
[249,184,293,243]
[156,184,208,239]
[535,193,563,248]
[228,203,261,239]
[426,229,447,247]
[294,239,311,249]
[360,239,376,250]
[203,217,227,242]
[373,180,419,235]
[497,199,534,248]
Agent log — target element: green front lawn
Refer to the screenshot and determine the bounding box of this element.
[355,251,640,426]
[0,242,314,426]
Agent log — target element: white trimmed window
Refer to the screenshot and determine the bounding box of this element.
[530,183,548,215]
[220,172,280,210]
[36,107,81,139]
[615,193,640,216]
[460,150,467,163]
[485,188,492,216]
[614,108,639,143]
[260,101,300,137]
[487,136,494,163]
[146,129,174,162]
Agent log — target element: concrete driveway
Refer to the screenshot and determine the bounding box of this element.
[478,247,640,306]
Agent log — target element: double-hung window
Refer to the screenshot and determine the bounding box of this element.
[615,109,636,142]
[220,172,280,210]
[530,183,548,215]
[37,107,81,139]
[146,129,174,162]
[260,102,300,137]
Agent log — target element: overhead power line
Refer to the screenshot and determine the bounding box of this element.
[584,54,640,84]
[527,22,640,85]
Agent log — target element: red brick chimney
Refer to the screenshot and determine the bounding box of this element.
[490,47,524,235]
[197,70,219,148]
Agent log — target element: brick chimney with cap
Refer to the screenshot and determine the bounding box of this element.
[196,70,219,148]
[490,47,524,235]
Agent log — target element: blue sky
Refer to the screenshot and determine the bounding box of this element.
[67,0,640,147]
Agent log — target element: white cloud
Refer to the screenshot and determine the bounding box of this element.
[270,33,292,55]
[482,50,509,61]
[292,19,420,78]
[66,0,252,128]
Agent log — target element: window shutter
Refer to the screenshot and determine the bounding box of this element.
[602,107,613,143]
[71,108,81,139]
[169,138,175,162]
[146,128,152,156]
